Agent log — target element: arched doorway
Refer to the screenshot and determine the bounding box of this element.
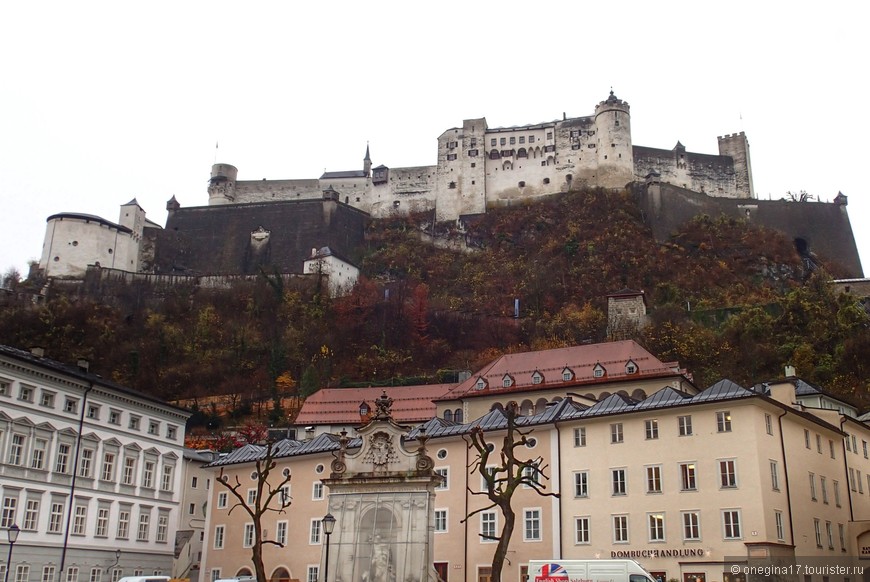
[270,567,290,582]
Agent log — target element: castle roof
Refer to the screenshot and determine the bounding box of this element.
[46,212,132,234]
[320,170,367,180]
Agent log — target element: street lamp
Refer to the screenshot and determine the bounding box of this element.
[106,549,121,573]
[4,524,20,582]
[321,514,336,582]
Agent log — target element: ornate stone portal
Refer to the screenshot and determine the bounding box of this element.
[322,391,440,582]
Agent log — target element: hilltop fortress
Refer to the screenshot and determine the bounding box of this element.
[38,91,863,282]
[207,91,755,220]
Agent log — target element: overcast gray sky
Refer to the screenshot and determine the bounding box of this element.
[2,1,868,278]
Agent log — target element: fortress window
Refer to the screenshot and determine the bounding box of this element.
[510,137,516,145]
[500,137,506,146]
[489,150,500,160]
[547,132,553,140]
[472,181,475,185]
[528,135,535,143]
[107,248,113,254]
[518,181,525,187]
[449,182,457,189]
[543,178,550,185]
[447,141,458,149]
[517,148,527,158]
[53,256,60,262]
[588,144,596,148]
[572,144,581,150]
[447,154,457,161]
[588,130,595,136]
[519,136,525,144]
[468,149,478,157]
[72,240,78,246]
[469,138,477,147]
[393,201,400,208]
[471,164,476,169]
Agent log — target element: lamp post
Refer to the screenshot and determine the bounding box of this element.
[321,513,336,582]
[106,549,121,573]
[4,524,20,582]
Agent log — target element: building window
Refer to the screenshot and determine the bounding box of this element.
[610,423,624,444]
[142,461,155,488]
[87,404,100,420]
[523,509,541,541]
[276,521,288,545]
[500,137,506,146]
[148,421,159,435]
[834,480,841,507]
[18,385,33,402]
[646,465,662,493]
[66,568,79,582]
[809,472,818,500]
[89,569,101,582]
[645,419,659,440]
[678,415,693,436]
[117,509,130,539]
[574,471,589,498]
[770,460,780,490]
[775,511,785,541]
[648,513,665,542]
[31,438,47,470]
[593,364,605,378]
[434,509,448,533]
[804,429,811,449]
[680,462,697,491]
[73,504,88,535]
[137,511,150,541]
[719,459,737,488]
[723,510,742,539]
[217,492,228,509]
[213,525,225,549]
[612,468,627,495]
[612,515,629,543]
[95,507,109,537]
[310,519,322,544]
[716,411,732,432]
[243,523,255,548]
[108,410,121,425]
[23,499,39,530]
[682,511,700,540]
[481,511,497,542]
[157,513,168,542]
[160,464,174,491]
[40,391,55,408]
[49,502,64,533]
[435,468,448,490]
[102,453,116,481]
[575,516,590,544]
[79,449,94,478]
[1,497,17,528]
[573,427,586,447]
[839,523,846,551]
[129,416,140,430]
[765,414,773,435]
[814,519,822,547]
[821,476,829,503]
[826,521,834,549]
[122,457,137,485]
[307,567,319,582]
[817,434,823,453]
[313,482,324,500]
[831,440,837,459]
[531,371,543,385]
[64,398,78,414]
[8,434,24,465]
[167,426,177,440]
[42,566,56,582]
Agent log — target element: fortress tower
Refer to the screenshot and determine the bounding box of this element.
[717,132,754,198]
[208,163,238,205]
[594,90,634,188]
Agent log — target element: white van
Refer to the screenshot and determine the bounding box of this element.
[116,576,170,582]
[528,560,655,582]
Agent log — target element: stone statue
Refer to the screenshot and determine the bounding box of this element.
[362,535,394,582]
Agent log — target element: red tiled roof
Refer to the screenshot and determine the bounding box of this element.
[440,340,684,400]
[294,384,453,425]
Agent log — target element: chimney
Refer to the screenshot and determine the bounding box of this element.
[77,359,90,373]
[784,364,796,378]
[311,248,317,258]
[30,347,45,357]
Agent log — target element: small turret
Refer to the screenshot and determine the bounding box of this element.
[363,144,372,178]
[166,195,180,213]
[208,163,238,205]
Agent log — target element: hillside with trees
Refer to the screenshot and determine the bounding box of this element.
[1,188,868,419]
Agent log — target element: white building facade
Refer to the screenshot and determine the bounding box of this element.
[0,345,190,582]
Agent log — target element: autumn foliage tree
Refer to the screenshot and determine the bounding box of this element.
[464,402,559,582]
[215,423,292,582]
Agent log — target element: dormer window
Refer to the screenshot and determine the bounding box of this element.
[359,402,370,416]
[625,360,638,375]
[502,375,513,388]
[562,367,574,382]
[475,377,487,391]
[593,364,606,378]
[531,371,544,385]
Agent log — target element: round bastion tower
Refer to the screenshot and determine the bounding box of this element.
[594,91,633,188]
[208,163,238,205]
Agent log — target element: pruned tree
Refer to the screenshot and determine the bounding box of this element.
[463,401,559,582]
[216,424,292,582]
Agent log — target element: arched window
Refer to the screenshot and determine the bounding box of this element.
[503,161,513,171]
[444,409,454,422]
[489,149,501,160]
[454,408,463,423]
[517,148,528,158]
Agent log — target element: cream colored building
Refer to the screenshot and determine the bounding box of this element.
[200,342,870,582]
